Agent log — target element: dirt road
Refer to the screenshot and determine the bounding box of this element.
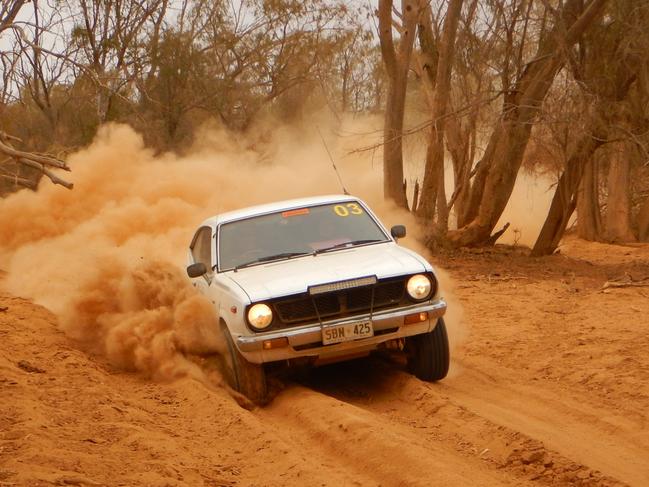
[1,238,648,486]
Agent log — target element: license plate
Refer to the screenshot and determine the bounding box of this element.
[322,321,374,345]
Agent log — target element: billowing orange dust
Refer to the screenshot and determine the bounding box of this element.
[0,119,463,382]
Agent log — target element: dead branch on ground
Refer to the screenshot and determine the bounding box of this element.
[601,279,649,290]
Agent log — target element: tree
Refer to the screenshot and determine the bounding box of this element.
[531,124,606,255]
[415,0,463,234]
[378,0,420,208]
[532,0,648,254]
[447,0,607,247]
[67,0,170,123]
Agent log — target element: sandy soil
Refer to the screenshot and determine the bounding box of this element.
[1,237,648,486]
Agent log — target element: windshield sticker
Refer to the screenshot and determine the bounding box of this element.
[282,208,310,217]
[333,203,363,217]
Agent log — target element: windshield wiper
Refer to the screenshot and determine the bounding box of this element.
[233,260,261,271]
[315,239,384,254]
[256,251,313,262]
[233,251,312,271]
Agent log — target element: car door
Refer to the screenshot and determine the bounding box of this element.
[189,226,213,293]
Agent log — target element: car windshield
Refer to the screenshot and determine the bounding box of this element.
[218,201,389,271]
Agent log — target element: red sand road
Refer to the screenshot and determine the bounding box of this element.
[1,238,648,486]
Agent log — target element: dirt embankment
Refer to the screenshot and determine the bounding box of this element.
[1,237,648,486]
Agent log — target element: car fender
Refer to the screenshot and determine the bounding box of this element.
[210,274,250,338]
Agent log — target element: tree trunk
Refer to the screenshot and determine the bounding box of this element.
[446,94,479,229]
[577,157,603,241]
[605,143,636,243]
[637,195,649,242]
[531,134,604,256]
[447,0,608,247]
[378,0,420,208]
[416,0,463,234]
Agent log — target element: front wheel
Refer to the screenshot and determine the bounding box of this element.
[406,318,450,381]
[221,323,268,405]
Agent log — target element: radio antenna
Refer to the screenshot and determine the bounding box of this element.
[317,126,349,195]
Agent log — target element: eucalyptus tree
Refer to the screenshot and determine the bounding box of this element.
[378,0,420,208]
[446,0,608,247]
[532,0,649,253]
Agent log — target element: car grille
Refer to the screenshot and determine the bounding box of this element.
[271,277,407,327]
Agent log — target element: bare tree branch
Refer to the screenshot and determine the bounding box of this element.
[0,131,72,189]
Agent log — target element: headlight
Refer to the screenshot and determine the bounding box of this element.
[247,303,273,330]
[406,274,432,301]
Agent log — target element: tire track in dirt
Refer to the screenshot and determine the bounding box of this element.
[262,356,629,486]
[441,362,649,486]
[258,384,526,486]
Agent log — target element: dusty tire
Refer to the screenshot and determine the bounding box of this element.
[221,323,268,405]
[406,318,450,382]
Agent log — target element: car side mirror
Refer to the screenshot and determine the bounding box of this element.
[187,262,207,278]
[391,225,406,239]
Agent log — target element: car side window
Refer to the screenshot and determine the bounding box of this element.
[191,226,213,269]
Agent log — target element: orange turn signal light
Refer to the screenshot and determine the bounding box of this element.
[404,312,429,325]
[262,337,289,350]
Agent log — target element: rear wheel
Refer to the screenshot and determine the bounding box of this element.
[221,322,268,405]
[406,318,450,381]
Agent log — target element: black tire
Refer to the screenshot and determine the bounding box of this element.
[406,318,450,381]
[221,322,268,405]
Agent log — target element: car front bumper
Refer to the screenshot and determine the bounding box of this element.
[235,298,447,364]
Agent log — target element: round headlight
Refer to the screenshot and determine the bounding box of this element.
[406,274,432,301]
[247,303,273,330]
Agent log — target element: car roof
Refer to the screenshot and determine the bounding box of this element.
[199,194,360,228]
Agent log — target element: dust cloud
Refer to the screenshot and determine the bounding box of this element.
[0,117,467,382]
[496,171,555,247]
[59,258,224,381]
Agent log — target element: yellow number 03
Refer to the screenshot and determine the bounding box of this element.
[334,203,363,217]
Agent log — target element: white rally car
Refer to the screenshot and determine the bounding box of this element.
[186,195,449,403]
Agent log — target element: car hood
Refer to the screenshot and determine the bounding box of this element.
[224,242,429,302]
